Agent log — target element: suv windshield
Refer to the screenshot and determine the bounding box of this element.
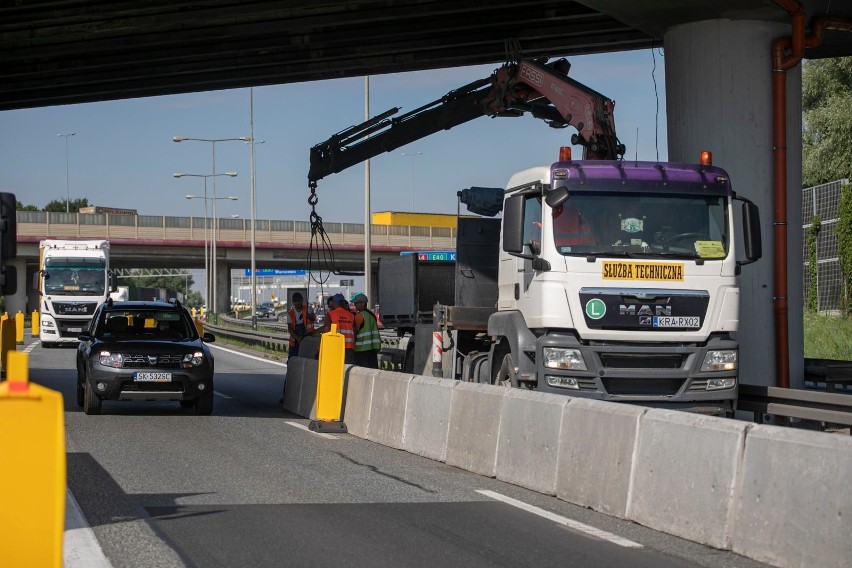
[551,191,729,259]
[95,308,195,341]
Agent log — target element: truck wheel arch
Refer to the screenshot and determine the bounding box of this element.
[487,311,538,382]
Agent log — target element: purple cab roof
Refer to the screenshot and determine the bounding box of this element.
[550,160,734,196]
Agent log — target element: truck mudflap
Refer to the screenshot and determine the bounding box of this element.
[535,332,738,411]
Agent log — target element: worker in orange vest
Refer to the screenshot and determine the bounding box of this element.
[286,292,315,358]
[321,293,355,364]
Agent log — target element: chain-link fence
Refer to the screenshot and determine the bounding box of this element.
[802,179,848,312]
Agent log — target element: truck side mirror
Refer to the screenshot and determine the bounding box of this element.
[741,201,762,264]
[110,272,117,293]
[545,186,569,209]
[502,195,525,254]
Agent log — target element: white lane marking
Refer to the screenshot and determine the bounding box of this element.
[213,390,233,399]
[285,420,339,440]
[208,343,289,367]
[476,490,642,549]
[24,342,39,354]
[65,489,114,568]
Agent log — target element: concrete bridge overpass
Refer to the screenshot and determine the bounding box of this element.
[11,210,456,313]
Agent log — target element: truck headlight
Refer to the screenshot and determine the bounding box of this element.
[543,347,587,370]
[546,375,580,389]
[41,319,55,328]
[701,350,737,372]
[182,352,205,368]
[99,351,124,368]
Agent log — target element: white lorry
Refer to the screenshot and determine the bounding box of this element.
[308,57,762,415]
[37,239,115,347]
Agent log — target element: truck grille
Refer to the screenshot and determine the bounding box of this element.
[599,353,684,369]
[121,354,184,368]
[602,378,685,396]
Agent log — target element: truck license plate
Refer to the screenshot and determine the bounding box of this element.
[68,327,82,333]
[653,316,700,328]
[133,372,172,382]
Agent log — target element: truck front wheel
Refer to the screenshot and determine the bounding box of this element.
[494,354,519,388]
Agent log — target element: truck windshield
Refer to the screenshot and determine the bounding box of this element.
[43,257,106,296]
[551,191,729,260]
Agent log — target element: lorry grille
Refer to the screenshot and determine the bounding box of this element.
[52,302,98,316]
[121,354,184,368]
[602,378,684,396]
[599,353,684,369]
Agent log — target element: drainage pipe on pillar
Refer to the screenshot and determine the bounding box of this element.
[772,0,852,388]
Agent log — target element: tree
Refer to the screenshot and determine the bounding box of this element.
[120,271,200,305]
[802,57,852,187]
[16,200,39,211]
[44,197,89,213]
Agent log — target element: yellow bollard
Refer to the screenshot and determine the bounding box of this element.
[32,310,39,336]
[191,307,197,318]
[0,352,66,568]
[1,312,8,321]
[309,323,348,433]
[194,318,204,336]
[15,312,24,344]
[0,317,15,376]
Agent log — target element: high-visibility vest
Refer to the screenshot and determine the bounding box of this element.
[354,310,381,352]
[287,306,315,348]
[328,307,355,350]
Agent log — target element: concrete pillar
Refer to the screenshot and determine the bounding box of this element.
[214,260,230,314]
[665,19,804,388]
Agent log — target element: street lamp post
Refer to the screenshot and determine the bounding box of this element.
[400,151,423,211]
[174,172,238,310]
[174,135,248,314]
[57,132,76,213]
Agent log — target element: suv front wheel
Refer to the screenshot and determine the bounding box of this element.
[83,382,102,415]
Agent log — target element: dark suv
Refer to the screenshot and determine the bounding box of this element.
[76,299,216,415]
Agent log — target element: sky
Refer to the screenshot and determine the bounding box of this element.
[0,49,668,225]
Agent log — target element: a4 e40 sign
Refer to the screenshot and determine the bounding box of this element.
[402,250,456,262]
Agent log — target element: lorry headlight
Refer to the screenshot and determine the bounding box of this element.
[41,319,55,328]
[701,350,737,372]
[99,351,124,368]
[706,378,737,390]
[543,347,587,370]
[182,352,205,368]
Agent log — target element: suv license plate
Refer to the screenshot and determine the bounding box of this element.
[653,316,700,328]
[133,371,173,382]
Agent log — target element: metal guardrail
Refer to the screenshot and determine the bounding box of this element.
[738,384,852,427]
[204,321,289,352]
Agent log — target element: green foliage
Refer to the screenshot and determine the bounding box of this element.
[838,182,852,314]
[43,197,89,213]
[15,200,39,211]
[120,271,197,303]
[802,57,852,187]
[807,216,821,311]
[804,311,852,359]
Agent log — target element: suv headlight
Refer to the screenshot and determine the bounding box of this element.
[182,351,205,368]
[701,349,737,372]
[99,351,124,368]
[543,347,587,370]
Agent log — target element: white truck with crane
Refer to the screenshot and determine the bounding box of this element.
[307,56,762,415]
[36,239,116,347]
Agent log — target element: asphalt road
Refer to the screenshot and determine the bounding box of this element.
[23,335,772,568]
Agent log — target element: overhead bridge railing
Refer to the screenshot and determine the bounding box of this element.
[16,211,456,249]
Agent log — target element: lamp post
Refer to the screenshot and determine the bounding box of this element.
[174,172,238,309]
[57,132,76,213]
[400,151,423,211]
[173,135,247,314]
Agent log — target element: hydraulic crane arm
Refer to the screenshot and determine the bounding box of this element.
[308,57,624,184]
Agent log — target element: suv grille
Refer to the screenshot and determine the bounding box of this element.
[121,354,184,368]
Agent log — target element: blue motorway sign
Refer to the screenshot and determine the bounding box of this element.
[400,250,456,262]
[243,268,307,277]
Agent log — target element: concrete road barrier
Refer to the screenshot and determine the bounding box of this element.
[556,398,646,518]
[402,376,456,462]
[282,356,305,414]
[445,382,505,477]
[495,389,568,495]
[283,360,852,568]
[626,409,750,550]
[732,425,852,568]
